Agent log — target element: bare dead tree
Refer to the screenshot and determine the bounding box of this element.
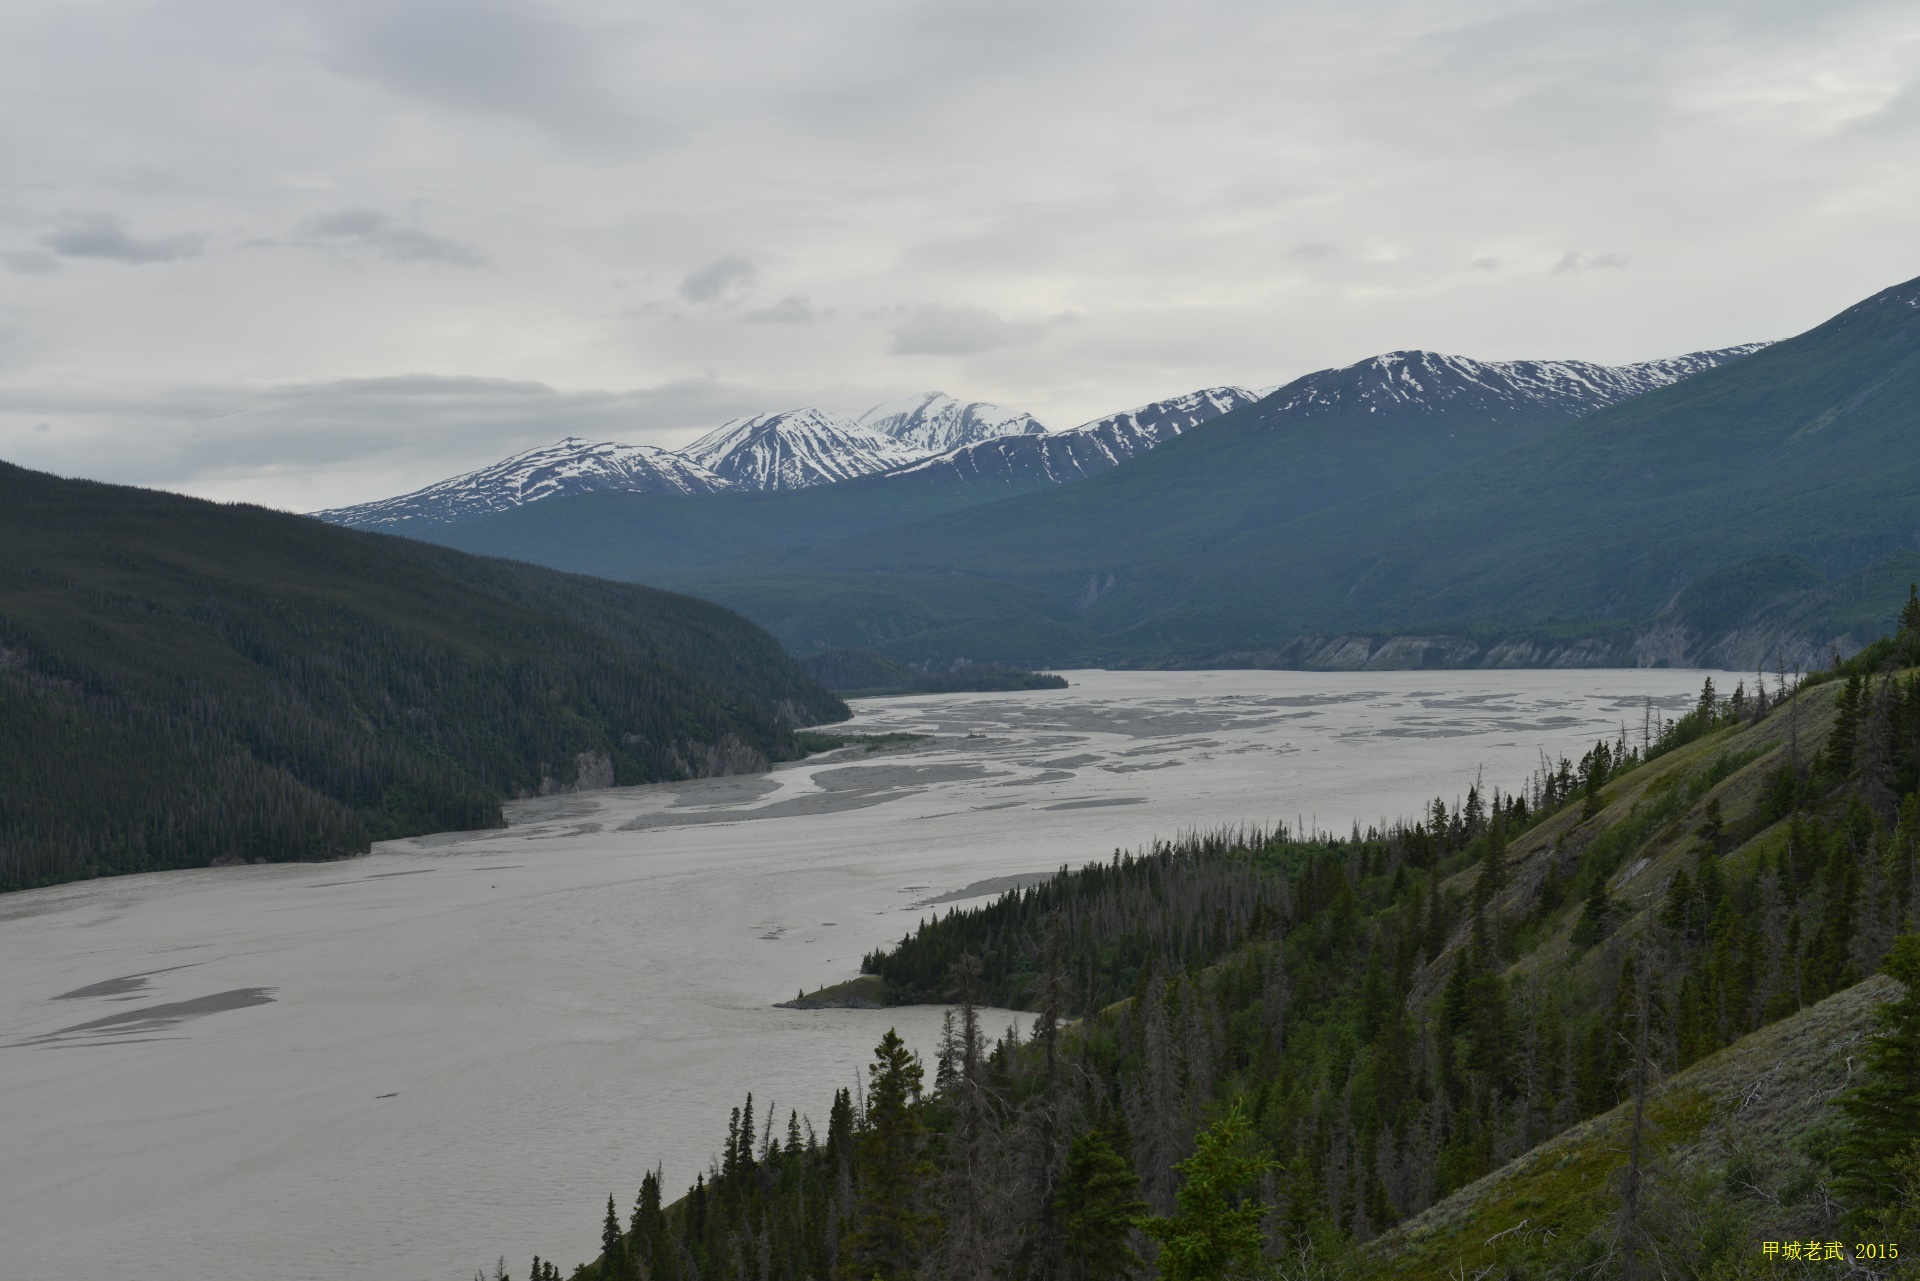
[1613,909,1674,1281]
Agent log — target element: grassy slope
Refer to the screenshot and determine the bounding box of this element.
[0,462,845,889]
[1372,975,1895,1279]
[1366,677,1875,1276]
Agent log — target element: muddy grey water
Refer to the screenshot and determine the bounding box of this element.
[0,668,1710,1279]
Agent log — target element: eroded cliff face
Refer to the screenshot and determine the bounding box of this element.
[1155,631,1642,672]
[673,734,770,779]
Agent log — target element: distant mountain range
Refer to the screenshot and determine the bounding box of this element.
[307,276,1920,672]
[313,388,1262,530]
[316,346,1759,536]
[316,392,1064,529]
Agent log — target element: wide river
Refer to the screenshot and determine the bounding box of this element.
[0,668,1711,1279]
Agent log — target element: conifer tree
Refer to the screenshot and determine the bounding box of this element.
[600,1195,630,1281]
[1833,934,1920,1223]
[1140,1105,1273,1281]
[1473,813,1507,910]
[838,1030,934,1281]
[1056,1128,1150,1281]
[1572,879,1612,949]
[1827,674,1867,781]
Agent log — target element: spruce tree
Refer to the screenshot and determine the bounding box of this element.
[1056,1128,1150,1281]
[599,1195,630,1281]
[838,1029,935,1281]
[1833,933,1920,1222]
[1827,674,1867,781]
[1572,879,1612,949]
[1140,1105,1273,1281]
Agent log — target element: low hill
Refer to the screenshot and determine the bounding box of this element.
[0,461,846,892]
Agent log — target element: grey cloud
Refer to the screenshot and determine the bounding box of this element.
[4,250,60,275]
[889,305,1046,356]
[743,295,816,324]
[1553,251,1629,274]
[0,374,805,507]
[292,209,487,266]
[679,256,757,303]
[42,214,203,265]
[318,0,648,146]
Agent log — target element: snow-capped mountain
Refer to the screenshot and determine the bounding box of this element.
[856,392,1048,454]
[680,408,924,492]
[1261,345,1770,423]
[875,386,1260,493]
[1069,385,1264,455]
[312,437,726,530]
[311,348,1767,533]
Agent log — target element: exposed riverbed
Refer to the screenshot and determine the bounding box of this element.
[0,668,1711,1279]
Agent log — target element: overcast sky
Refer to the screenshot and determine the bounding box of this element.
[2,0,1916,511]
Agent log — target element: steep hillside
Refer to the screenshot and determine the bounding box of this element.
[0,461,845,892]
[1371,974,1897,1279]
[1139,280,1920,653]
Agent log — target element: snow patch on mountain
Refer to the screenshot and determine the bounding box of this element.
[681,407,925,491]
[1266,345,1770,420]
[882,386,1259,490]
[856,392,1048,454]
[312,438,726,529]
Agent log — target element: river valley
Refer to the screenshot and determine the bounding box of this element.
[0,668,1714,1279]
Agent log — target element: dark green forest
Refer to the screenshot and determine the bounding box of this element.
[0,462,845,892]
[508,605,1920,1280]
[797,648,1067,698]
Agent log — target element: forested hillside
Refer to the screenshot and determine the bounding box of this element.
[510,609,1920,1280]
[0,462,845,892]
[678,278,1918,670]
[796,649,1067,697]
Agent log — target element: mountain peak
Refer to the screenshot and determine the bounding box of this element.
[1266,344,1769,422]
[857,391,1048,454]
[682,408,919,491]
[311,437,726,529]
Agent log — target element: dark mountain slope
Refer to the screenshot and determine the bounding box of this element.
[420,465,1023,581]
[1114,276,1920,654]
[771,348,1763,591]
[676,346,1763,660]
[0,462,845,892]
